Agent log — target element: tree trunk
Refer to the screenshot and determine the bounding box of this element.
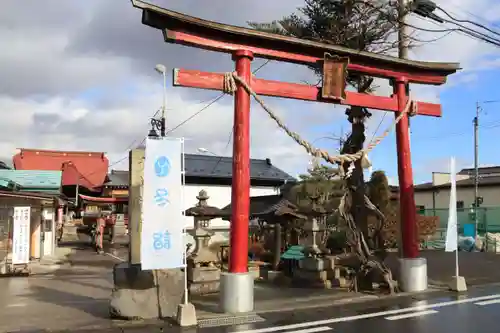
[273,223,282,270]
[342,106,370,247]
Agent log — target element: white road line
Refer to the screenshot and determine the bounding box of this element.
[385,310,438,321]
[231,294,500,333]
[105,252,125,262]
[475,299,500,306]
[286,326,332,333]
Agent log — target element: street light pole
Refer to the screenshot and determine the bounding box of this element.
[155,64,167,137]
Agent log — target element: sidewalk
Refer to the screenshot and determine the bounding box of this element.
[29,246,74,275]
[192,283,377,318]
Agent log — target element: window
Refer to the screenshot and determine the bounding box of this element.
[456,201,464,210]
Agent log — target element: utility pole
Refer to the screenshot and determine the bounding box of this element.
[398,0,411,135]
[474,101,480,237]
[398,0,409,60]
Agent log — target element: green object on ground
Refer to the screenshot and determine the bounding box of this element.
[281,245,304,260]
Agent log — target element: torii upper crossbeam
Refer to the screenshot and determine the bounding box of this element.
[131,0,460,312]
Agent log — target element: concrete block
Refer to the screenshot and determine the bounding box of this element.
[448,276,467,292]
[188,267,220,283]
[294,268,335,281]
[248,265,260,280]
[109,262,185,320]
[176,303,197,327]
[267,270,282,281]
[189,281,220,295]
[299,257,335,271]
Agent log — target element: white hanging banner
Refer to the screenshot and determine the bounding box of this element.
[445,157,458,252]
[141,137,184,270]
[12,206,31,265]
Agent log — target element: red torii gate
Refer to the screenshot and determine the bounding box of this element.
[132,0,459,312]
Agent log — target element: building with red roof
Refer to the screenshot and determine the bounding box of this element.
[13,149,109,192]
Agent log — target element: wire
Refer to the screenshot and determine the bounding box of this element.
[414,122,500,141]
[204,59,272,173]
[164,95,226,136]
[445,3,500,31]
[361,1,500,48]
[167,59,271,137]
[209,129,234,174]
[369,112,388,144]
[436,6,500,38]
[99,58,272,179]
[406,5,500,47]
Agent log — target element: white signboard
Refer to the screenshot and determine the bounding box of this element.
[141,137,184,270]
[12,206,31,265]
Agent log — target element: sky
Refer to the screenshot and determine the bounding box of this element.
[1,0,499,186]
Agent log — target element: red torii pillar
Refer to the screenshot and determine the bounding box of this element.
[230,50,254,275]
[131,0,460,313]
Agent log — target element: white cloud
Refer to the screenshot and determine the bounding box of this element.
[0,0,498,181]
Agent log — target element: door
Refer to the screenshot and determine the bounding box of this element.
[31,217,41,259]
[42,209,55,257]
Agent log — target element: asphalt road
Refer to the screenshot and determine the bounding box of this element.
[44,242,500,333]
[200,285,500,333]
[43,283,500,333]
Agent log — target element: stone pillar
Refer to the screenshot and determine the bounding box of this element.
[128,149,144,264]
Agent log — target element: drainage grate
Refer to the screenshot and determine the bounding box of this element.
[198,313,265,328]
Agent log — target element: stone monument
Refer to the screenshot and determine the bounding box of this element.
[185,190,223,295]
[109,148,190,324]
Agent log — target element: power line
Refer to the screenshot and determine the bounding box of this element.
[164,94,226,136]
[209,129,233,174]
[413,122,500,141]
[104,59,272,174]
[206,59,272,172]
[407,2,500,47]
[445,3,500,31]
[435,6,500,38]
[361,1,500,48]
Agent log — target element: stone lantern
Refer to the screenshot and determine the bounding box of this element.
[301,194,328,257]
[294,194,338,289]
[184,190,224,295]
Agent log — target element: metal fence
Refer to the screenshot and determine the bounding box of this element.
[419,207,500,249]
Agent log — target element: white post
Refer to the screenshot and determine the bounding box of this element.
[176,136,197,327]
[181,137,188,305]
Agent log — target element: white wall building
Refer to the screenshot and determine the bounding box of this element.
[413,166,500,210]
[105,153,297,245]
